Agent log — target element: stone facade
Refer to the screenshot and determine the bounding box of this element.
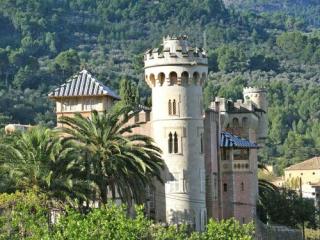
[144,36,207,231]
[48,36,268,230]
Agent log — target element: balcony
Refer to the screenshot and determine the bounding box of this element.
[221,160,250,172]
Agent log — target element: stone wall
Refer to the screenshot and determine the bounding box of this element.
[256,220,303,240]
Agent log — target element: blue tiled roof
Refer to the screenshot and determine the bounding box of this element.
[48,70,120,100]
[220,131,258,149]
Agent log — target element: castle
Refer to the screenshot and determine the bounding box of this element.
[48,36,268,231]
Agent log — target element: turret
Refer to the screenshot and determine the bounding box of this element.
[144,35,208,89]
[144,36,208,231]
[243,87,268,142]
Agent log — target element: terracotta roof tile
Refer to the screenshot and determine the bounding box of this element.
[285,157,320,171]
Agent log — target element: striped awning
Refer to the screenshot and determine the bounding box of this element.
[48,69,120,99]
[220,131,258,149]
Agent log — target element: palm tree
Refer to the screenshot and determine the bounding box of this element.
[58,106,164,205]
[0,126,91,204]
[257,163,279,223]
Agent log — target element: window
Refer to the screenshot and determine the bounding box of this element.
[234,149,249,160]
[242,217,245,224]
[301,173,303,176]
[172,100,176,115]
[241,182,244,191]
[169,72,177,85]
[168,99,178,116]
[223,183,227,192]
[313,172,315,175]
[167,172,185,193]
[181,71,189,85]
[242,117,249,128]
[232,118,239,127]
[193,72,200,85]
[171,173,180,192]
[149,74,155,87]
[158,73,165,86]
[200,133,203,153]
[221,149,231,160]
[168,132,173,153]
[63,99,78,111]
[83,98,92,111]
[200,73,206,85]
[173,132,178,153]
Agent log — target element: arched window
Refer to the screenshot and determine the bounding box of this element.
[168,100,172,115]
[242,117,248,128]
[168,132,173,153]
[200,133,203,153]
[149,74,155,87]
[172,99,176,115]
[169,72,177,85]
[158,72,165,86]
[174,132,178,153]
[232,118,239,127]
[200,73,206,85]
[241,182,244,191]
[193,72,200,85]
[223,183,227,192]
[181,71,189,86]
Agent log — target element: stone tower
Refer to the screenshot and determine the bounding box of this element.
[144,36,208,231]
[243,87,268,144]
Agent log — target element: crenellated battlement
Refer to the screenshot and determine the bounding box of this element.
[144,35,208,88]
[144,35,207,68]
[243,87,266,94]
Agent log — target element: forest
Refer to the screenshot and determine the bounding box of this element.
[0,0,320,173]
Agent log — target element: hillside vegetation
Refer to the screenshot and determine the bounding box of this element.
[0,0,320,173]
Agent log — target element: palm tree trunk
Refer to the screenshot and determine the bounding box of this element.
[111,182,116,201]
[100,187,108,204]
[100,183,108,204]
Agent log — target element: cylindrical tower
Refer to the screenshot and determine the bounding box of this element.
[243,87,268,143]
[144,36,207,231]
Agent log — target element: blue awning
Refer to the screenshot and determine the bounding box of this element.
[220,131,258,149]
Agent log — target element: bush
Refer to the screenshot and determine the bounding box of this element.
[0,191,254,240]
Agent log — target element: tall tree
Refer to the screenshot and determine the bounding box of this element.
[0,126,90,203]
[58,106,164,205]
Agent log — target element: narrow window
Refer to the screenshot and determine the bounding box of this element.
[172,99,176,115]
[221,149,230,160]
[223,183,227,192]
[169,173,180,192]
[168,132,173,153]
[200,133,203,153]
[241,182,244,191]
[174,132,178,153]
[168,100,172,115]
[200,170,205,193]
[233,118,239,127]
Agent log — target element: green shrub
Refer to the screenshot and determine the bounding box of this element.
[0,191,254,240]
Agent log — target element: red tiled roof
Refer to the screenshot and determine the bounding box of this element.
[285,157,320,171]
